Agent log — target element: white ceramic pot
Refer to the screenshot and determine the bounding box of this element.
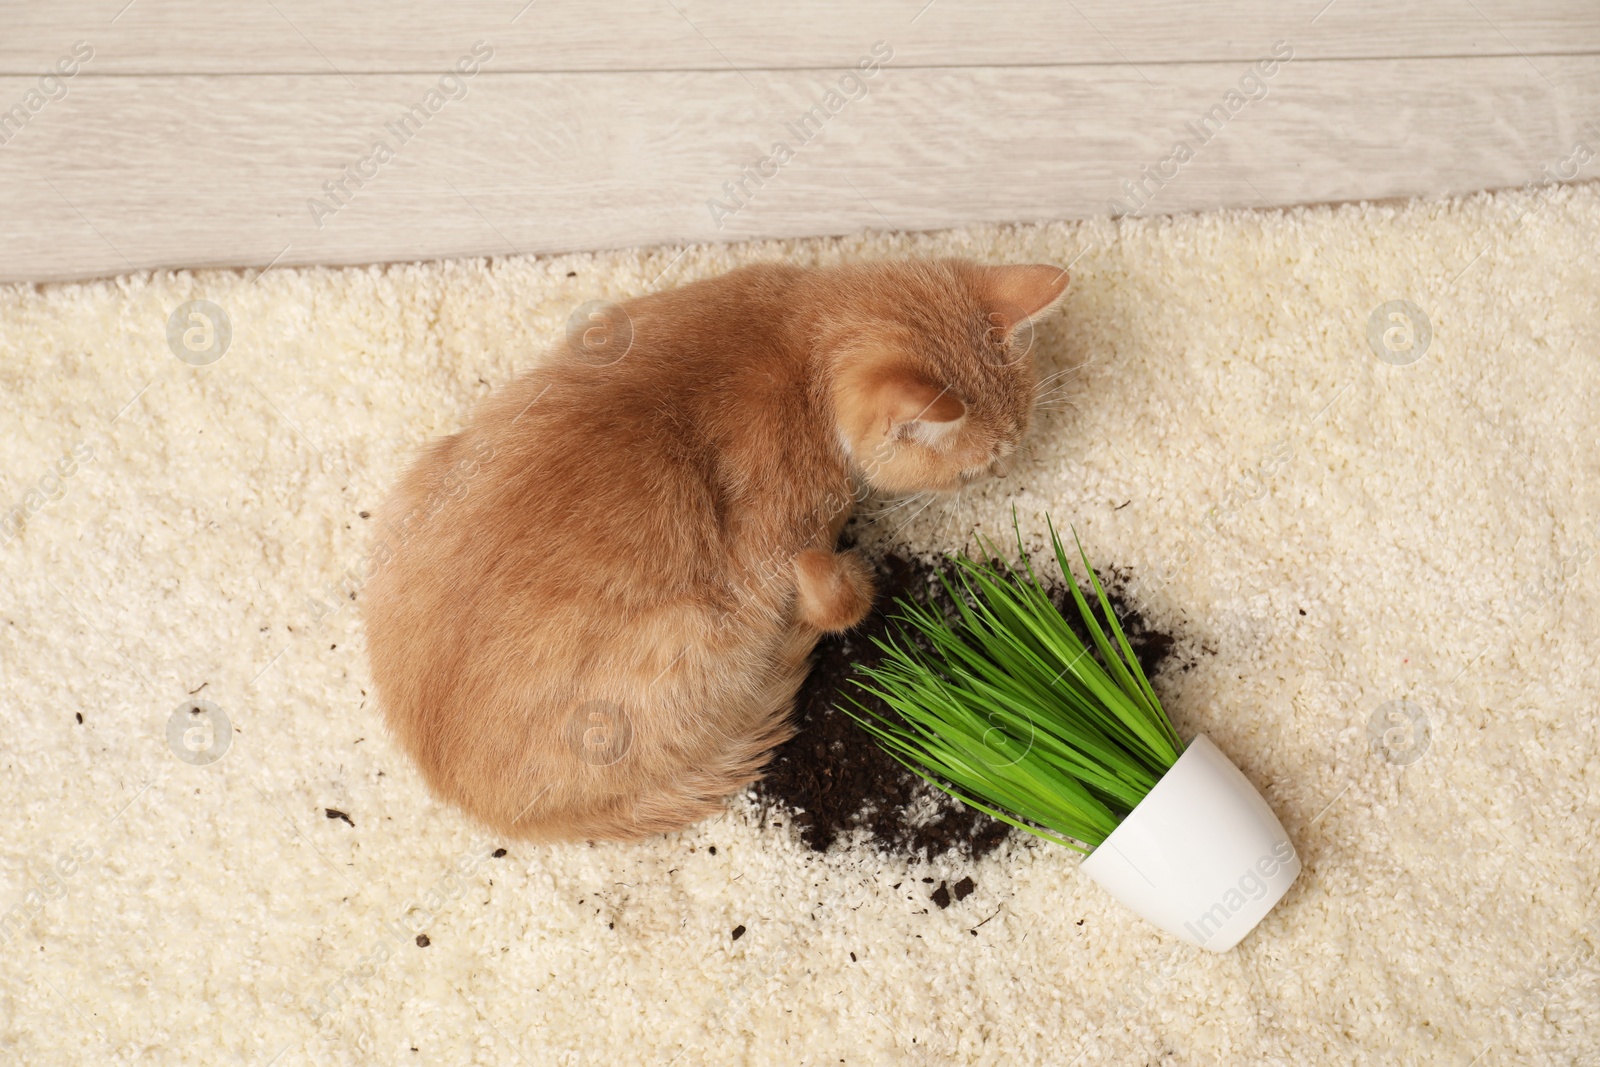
[1078,734,1300,952]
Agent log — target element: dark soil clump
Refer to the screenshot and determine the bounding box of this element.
[753,549,1177,863]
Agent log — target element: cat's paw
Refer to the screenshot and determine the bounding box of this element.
[793,548,876,632]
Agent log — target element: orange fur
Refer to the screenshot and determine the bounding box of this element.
[362,258,1069,842]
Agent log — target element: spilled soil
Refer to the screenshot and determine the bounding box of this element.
[753,549,1177,863]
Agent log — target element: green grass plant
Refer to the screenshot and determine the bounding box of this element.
[843,516,1184,854]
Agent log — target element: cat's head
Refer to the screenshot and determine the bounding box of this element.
[827,259,1069,494]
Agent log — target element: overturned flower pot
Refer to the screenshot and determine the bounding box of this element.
[844,515,1298,952]
[1079,734,1299,951]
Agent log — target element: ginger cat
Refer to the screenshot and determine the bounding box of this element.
[362,258,1069,842]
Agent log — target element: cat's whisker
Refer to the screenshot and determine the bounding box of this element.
[1034,366,1084,387]
[859,491,925,519]
[1033,384,1081,406]
[884,489,945,540]
[1033,365,1085,393]
[1030,374,1081,395]
[934,487,966,542]
[1034,376,1081,397]
[864,493,907,514]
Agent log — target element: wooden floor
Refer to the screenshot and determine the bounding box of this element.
[3,1,1599,282]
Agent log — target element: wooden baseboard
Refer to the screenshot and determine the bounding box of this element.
[3,2,1598,281]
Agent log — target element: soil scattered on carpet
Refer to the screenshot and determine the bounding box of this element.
[753,549,1178,864]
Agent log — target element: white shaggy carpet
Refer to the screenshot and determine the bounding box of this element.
[3,182,1599,1066]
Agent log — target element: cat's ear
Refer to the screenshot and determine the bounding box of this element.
[978,264,1071,334]
[878,370,965,444]
[837,360,965,449]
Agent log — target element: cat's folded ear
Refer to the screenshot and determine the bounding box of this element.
[839,360,965,447]
[977,264,1071,334]
[882,372,965,443]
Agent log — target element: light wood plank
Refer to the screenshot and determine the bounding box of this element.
[2,0,1598,74]
[3,56,1598,282]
